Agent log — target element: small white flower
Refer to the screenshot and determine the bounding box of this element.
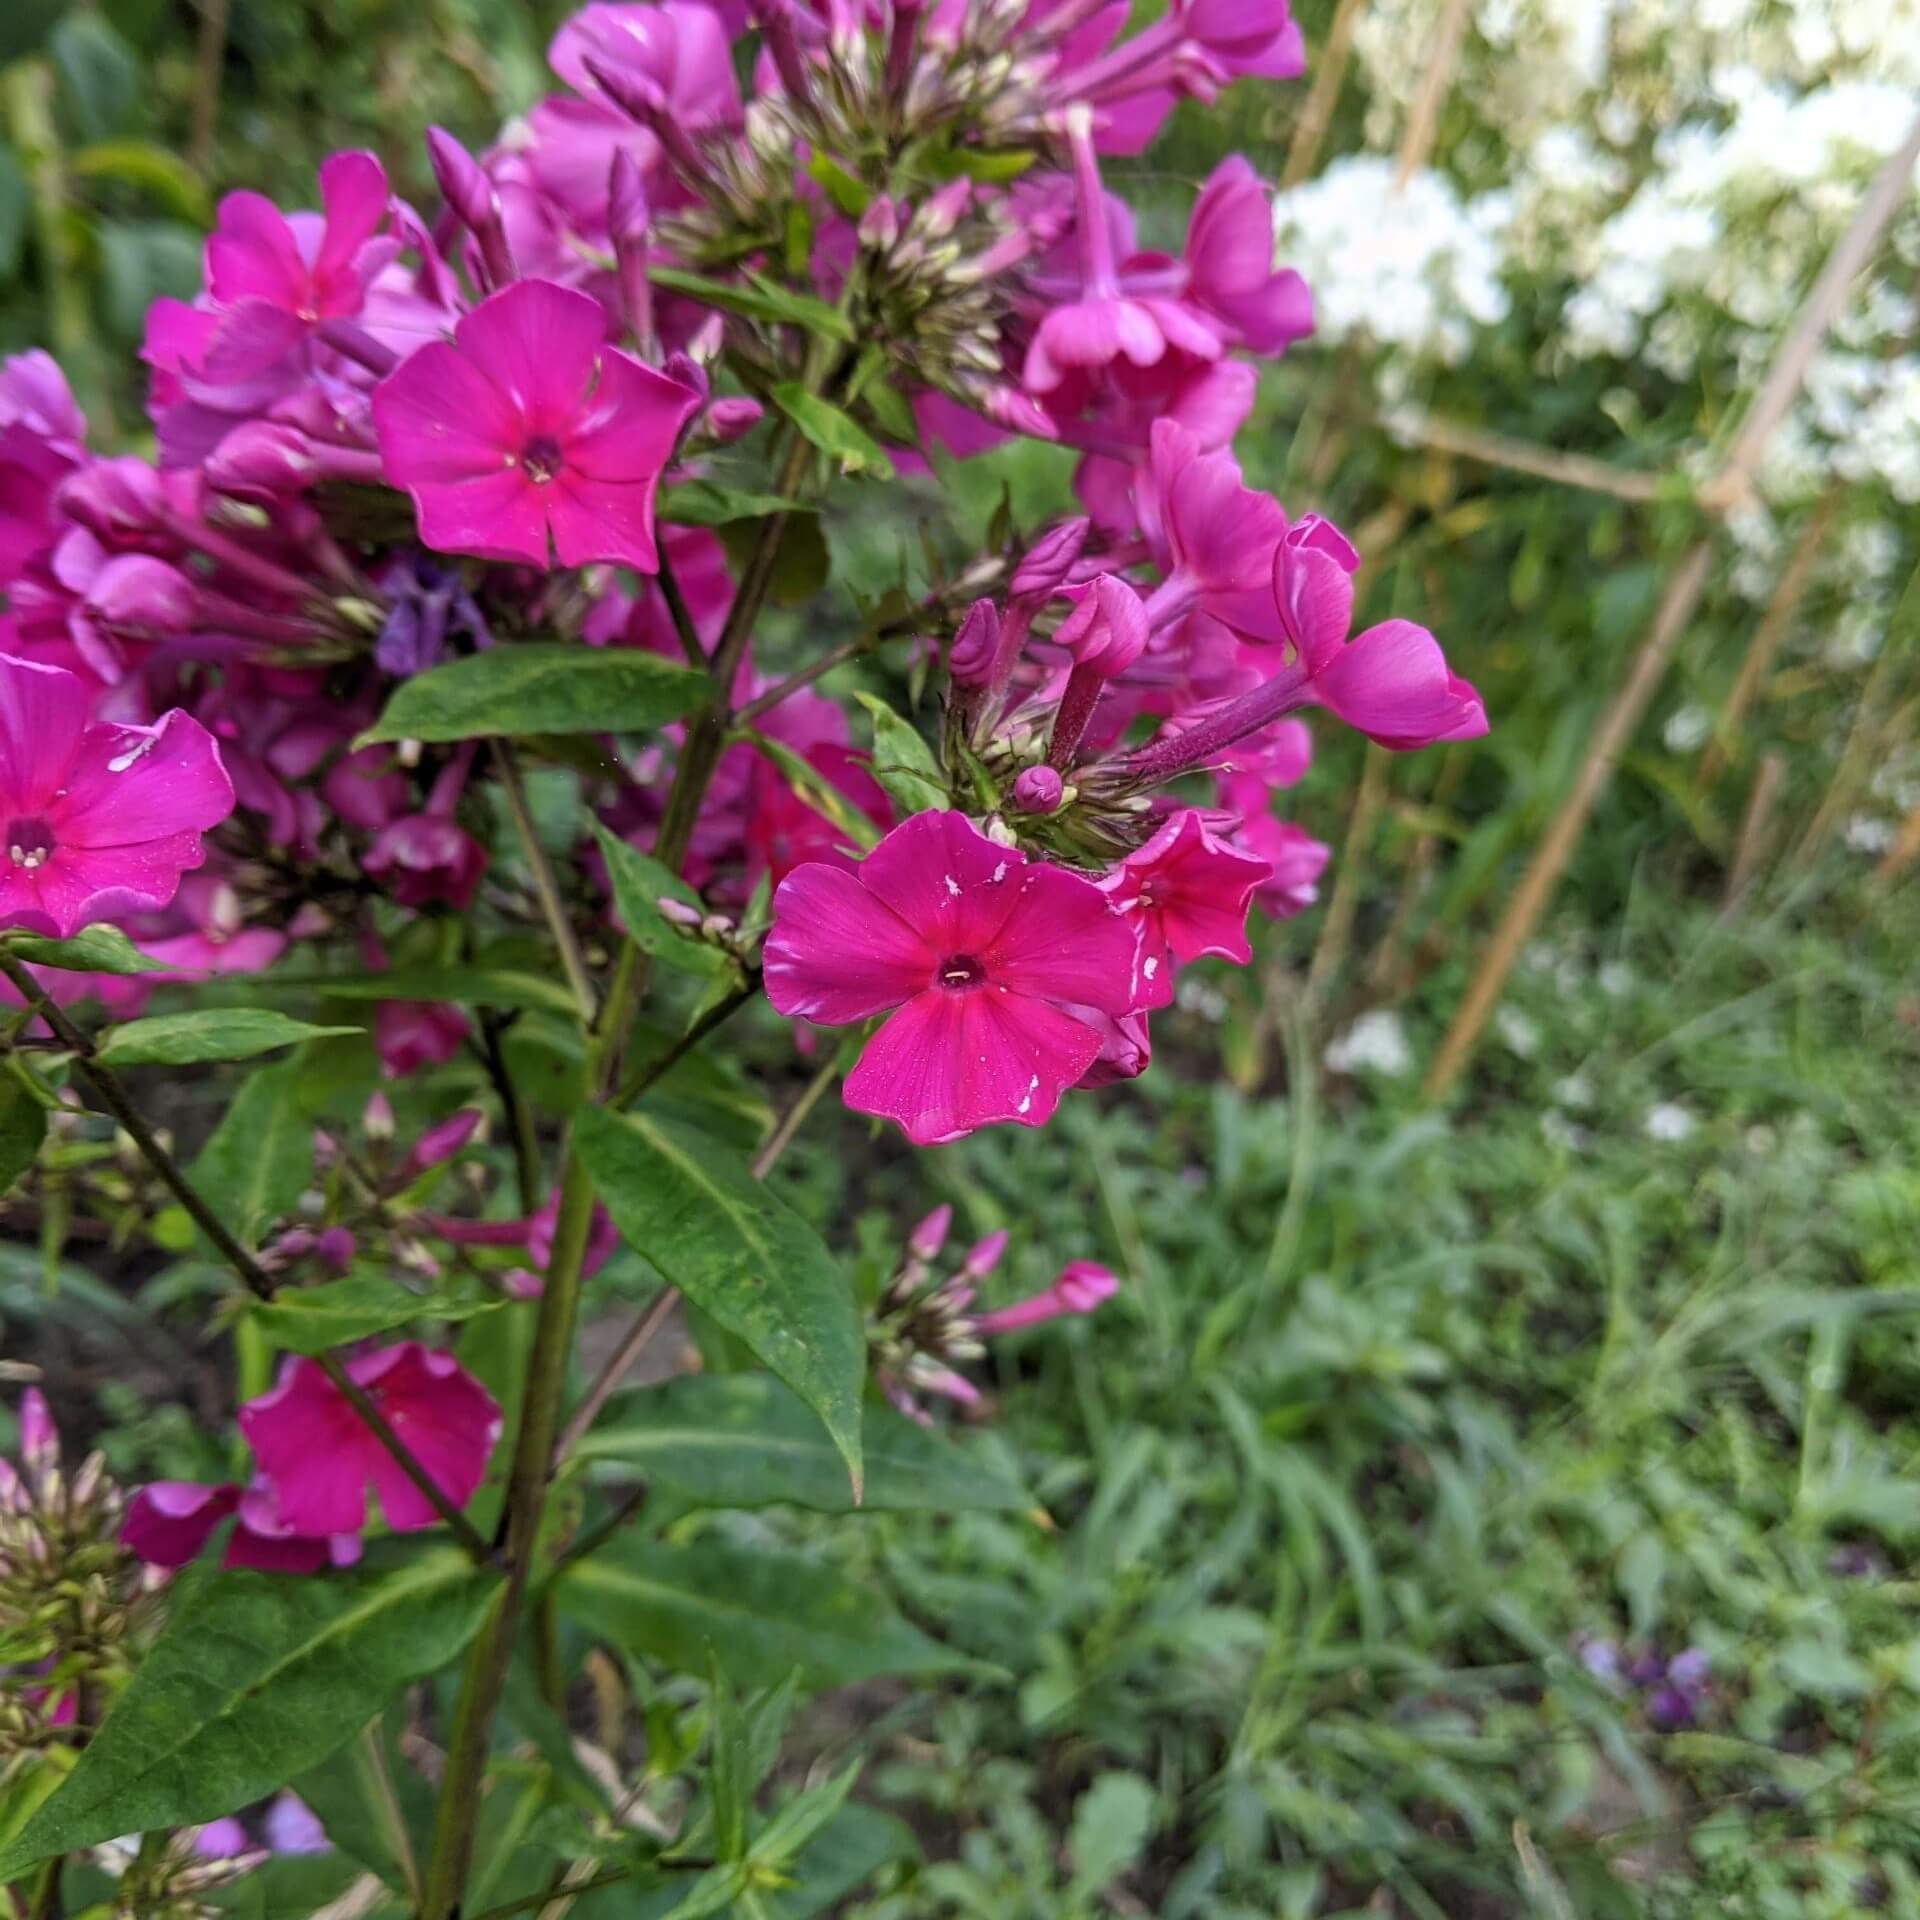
[1326,1010,1414,1078]
[1644,1102,1697,1142]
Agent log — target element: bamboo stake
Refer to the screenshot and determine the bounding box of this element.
[1723,750,1785,908]
[1393,0,1476,185]
[1423,106,1920,1101]
[1283,0,1367,188]
[1375,408,1667,505]
[1698,488,1839,788]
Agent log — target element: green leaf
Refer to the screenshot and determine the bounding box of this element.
[659,481,812,527]
[96,1009,360,1069]
[0,1074,47,1196]
[738,731,882,851]
[51,14,138,140]
[0,150,29,280]
[804,151,869,217]
[647,266,854,343]
[70,139,213,222]
[187,1062,309,1249]
[266,966,579,1017]
[1066,1772,1156,1901]
[3,925,170,975]
[556,1536,967,1688]
[358,645,708,746]
[576,1374,1029,1514]
[293,1710,437,1898]
[573,1109,865,1498]
[854,694,946,814]
[769,383,895,481]
[0,1541,501,1881]
[591,823,730,979]
[251,1272,505,1357]
[0,0,63,63]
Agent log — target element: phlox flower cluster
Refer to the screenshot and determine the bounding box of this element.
[0,0,1483,1588]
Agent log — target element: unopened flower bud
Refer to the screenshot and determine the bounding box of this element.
[908,1203,952,1261]
[961,1229,1009,1278]
[859,196,902,250]
[947,598,1000,685]
[1012,765,1063,814]
[703,398,763,443]
[425,127,515,290]
[1011,517,1089,599]
[1054,574,1146,678]
[363,1091,396,1142]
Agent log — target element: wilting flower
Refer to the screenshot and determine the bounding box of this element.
[1099,808,1272,1008]
[765,810,1143,1145]
[239,1343,501,1537]
[0,654,234,939]
[372,279,701,571]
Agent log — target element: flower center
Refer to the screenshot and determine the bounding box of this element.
[938,953,987,992]
[5,818,55,871]
[519,435,565,484]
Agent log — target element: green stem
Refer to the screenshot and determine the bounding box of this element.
[496,740,597,1024]
[477,1010,541,1214]
[0,950,492,1562]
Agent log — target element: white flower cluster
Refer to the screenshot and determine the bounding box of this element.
[1295,0,1920,554]
[1271,156,1511,369]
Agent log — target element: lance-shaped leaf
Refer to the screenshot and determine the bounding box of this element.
[573,1108,864,1496]
[96,1008,360,1068]
[1,925,170,974]
[556,1536,968,1688]
[0,1541,501,1880]
[251,1272,505,1357]
[591,822,730,979]
[769,382,895,480]
[188,1061,309,1248]
[358,644,708,746]
[0,1074,46,1195]
[576,1374,1028,1514]
[659,481,813,527]
[854,693,946,814]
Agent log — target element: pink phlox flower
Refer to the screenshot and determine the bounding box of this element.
[372,279,701,571]
[239,1343,502,1537]
[121,1478,363,1575]
[1182,156,1312,356]
[125,875,289,980]
[1069,1003,1152,1087]
[205,152,395,327]
[363,811,488,911]
[1217,775,1329,920]
[1099,807,1270,1008]
[1272,515,1489,750]
[0,655,234,939]
[582,526,731,659]
[11,526,197,686]
[526,1189,620,1277]
[375,997,472,1080]
[1022,112,1223,406]
[266,1795,332,1857]
[0,351,87,581]
[764,810,1144,1146]
[973,1259,1120,1334]
[1135,419,1289,646]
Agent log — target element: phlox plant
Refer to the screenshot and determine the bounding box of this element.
[0,3,1482,1914]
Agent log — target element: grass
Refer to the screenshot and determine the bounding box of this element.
[737,855,1920,1918]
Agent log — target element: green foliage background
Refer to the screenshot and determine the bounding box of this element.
[4,3,1920,1916]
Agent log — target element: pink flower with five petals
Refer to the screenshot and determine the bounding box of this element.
[371,279,701,571]
[764,811,1143,1146]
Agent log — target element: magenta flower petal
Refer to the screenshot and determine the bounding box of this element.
[453,278,607,428]
[121,1481,241,1568]
[1312,619,1490,751]
[844,986,1105,1146]
[205,191,308,310]
[855,810,1028,956]
[1102,809,1270,1007]
[0,652,87,814]
[989,861,1141,1014]
[241,1342,500,1537]
[763,862,933,1024]
[370,343,525,485]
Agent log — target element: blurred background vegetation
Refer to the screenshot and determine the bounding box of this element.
[5,2,1920,1916]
